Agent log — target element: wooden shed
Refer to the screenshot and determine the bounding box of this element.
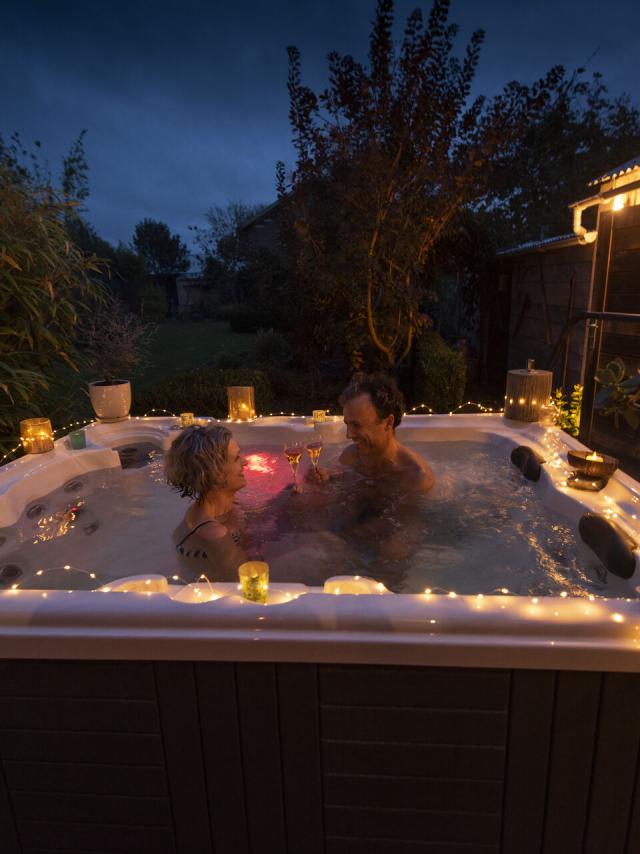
[497,155,640,463]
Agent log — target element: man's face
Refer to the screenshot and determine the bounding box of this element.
[343,393,393,455]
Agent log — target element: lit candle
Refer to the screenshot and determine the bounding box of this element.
[312,409,326,423]
[586,451,604,463]
[238,561,269,603]
[180,412,195,427]
[20,418,54,454]
[227,387,256,421]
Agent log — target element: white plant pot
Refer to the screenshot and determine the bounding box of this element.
[89,380,132,422]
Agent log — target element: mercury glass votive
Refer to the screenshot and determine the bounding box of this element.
[227,386,255,421]
[238,561,269,603]
[68,429,86,450]
[20,418,54,454]
[312,409,326,423]
[180,412,195,427]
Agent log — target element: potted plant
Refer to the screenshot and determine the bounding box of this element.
[594,358,640,430]
[82,295,155,421]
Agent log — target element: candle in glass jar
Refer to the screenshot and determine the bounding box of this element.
[586,451,604,463]
[238,561,269,603]
[180,412,195,427]
[20,418,55,454]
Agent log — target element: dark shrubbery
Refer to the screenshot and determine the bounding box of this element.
[219,306,277,334]
[254,328,292,370]
[133,368,273,417]
[412,330,466,413]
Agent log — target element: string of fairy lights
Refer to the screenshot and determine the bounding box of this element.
[1,403,504,466]
[4,567,636,634]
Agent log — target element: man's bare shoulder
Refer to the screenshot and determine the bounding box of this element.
[396,443,435,492]
[339,444,358,466]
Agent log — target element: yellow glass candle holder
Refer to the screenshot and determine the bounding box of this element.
[20,418,54,454]
[312,409,326,423]
[227,386,255,421]
[238,561,269,603]
[180,412,195,427]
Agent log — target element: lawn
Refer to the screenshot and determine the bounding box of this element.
[136,320,257,389]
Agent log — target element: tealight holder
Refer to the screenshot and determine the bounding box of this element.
[567,450,619,479]
[238,560,269,603]
[312,409,326,423]
[180,412,195,427]
[68,429,86,450]
[227,386,255,421]
[20,418,54,454]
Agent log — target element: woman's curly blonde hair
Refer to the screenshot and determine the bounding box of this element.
[165,424,232,503]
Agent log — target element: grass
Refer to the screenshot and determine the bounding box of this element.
[135,320,257,389]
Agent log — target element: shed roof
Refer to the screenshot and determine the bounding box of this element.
[587,155,640,187]
[497,233,580,258]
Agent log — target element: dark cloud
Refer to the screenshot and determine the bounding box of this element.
[2,0,639,252]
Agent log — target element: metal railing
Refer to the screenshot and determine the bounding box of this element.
[546,310,640,447]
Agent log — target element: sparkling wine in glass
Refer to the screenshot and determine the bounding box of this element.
[305,438,323,473]
[284,441,303,489]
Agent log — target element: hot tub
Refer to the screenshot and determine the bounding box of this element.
[0,414,639,854]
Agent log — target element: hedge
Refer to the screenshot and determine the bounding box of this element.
[133,368,273,418]
[412,330,466,413]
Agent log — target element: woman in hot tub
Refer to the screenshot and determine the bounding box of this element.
[165,424,248,581]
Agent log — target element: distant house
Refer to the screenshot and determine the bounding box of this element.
[494,154,640,459]
[238,200,283,257]
[175,274,215,318]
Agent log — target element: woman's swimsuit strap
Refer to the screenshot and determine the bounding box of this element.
[176,520,218,547]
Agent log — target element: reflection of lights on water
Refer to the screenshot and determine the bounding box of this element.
[245,453,276,474]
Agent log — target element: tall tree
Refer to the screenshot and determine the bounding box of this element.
[487,72,640,244]
[280,0,564,369]
[60,129,89,216]
[132,218,189,275]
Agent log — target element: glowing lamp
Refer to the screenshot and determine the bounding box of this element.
[20,418,54,454]
[227,386,255,421]
[238,560,269,603]
[612,194,625,212]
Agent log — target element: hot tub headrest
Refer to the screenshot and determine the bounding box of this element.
[510,445,545,482]
[579,513,637,580]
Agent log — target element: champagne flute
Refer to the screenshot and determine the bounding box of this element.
[283,441,303,490]
[305,437,323,474]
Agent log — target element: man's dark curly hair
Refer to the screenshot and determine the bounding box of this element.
[339,372,405,429]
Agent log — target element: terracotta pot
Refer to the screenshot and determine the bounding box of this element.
[89,380,132,422]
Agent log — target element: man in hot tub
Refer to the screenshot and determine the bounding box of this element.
[310,372,434,493]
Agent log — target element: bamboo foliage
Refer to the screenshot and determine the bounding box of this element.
[0,166,105,452]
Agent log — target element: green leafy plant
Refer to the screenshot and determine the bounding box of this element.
[595,358,640,430]
[133,368,273,418]
[552,385,582,437]
[412,330,466,413]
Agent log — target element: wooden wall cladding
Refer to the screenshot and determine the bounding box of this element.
[0,661,639,853]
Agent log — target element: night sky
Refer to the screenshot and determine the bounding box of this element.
[3,0,639,254]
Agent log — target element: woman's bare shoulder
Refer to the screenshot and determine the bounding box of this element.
[194,520,229,541]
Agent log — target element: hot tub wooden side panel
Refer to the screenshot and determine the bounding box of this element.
[0,661,638,853]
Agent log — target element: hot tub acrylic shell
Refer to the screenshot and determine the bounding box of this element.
[0,414,638,672]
